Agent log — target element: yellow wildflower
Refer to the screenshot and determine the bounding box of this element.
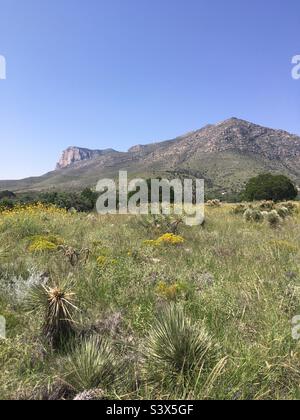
[143,233,184,247]
[97,256,118,267]
[155,281,185,301]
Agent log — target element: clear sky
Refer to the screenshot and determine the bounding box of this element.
[0,0,299,179]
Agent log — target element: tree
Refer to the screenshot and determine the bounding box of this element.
[244,173,298,202]
[0,190,16,200]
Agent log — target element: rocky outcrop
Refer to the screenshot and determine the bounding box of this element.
[56,147,116,169]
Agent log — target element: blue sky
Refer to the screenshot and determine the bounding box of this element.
[0,0,299,179]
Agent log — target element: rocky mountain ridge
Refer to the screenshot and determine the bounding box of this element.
[1,118,300,193]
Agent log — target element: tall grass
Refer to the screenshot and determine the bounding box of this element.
[0,202,299,399]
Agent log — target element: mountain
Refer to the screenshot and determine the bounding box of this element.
[1,118,300,194]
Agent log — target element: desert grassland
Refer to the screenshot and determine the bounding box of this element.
[0,202,299,400]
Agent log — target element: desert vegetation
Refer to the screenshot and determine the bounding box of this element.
[0,201,299,400]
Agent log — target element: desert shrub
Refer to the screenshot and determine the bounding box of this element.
[58,245,90,266]
[251,209,264,222]
[259,200,275,211]
[62,336,120,393]
[243,208,253,222]
[276,206,290,219]
[232,204,247,215]
[145,305,215,380]
[284,201,298,212]
[137,214,184,235]
[207,199,221,207]
[267,210,282,228]
[243,208,263,223]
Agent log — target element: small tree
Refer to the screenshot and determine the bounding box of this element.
[244,174,298,202]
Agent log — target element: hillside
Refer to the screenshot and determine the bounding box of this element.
[1,118,300,193]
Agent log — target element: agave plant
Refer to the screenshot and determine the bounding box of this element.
[145,304,214,379]
[27,279,78,349]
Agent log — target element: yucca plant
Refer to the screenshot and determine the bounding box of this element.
[62,336,120,393]
[145,305,215,381]
[27,279,78,349]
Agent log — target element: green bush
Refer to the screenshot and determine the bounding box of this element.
[243,174,298,202]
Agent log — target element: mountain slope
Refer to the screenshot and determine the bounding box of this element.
[1,118,300,193]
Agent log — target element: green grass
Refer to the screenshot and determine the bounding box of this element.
[0,203,300,400]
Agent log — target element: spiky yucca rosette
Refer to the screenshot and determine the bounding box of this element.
[27,280,78,349]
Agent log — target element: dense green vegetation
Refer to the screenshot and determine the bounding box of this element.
[244,174,298,202]
[0,188,99,213]
[0,201,299,400]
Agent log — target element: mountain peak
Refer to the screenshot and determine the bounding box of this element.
[216,117,253,127]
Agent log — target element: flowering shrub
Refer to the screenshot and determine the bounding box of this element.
[155,281,185,301]
[0,202,69,217]
[156,233,185,245]
[29,238,58,253]
[28,234,65,253]
[144,233,185,247]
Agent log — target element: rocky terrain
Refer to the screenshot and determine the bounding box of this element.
[56,147,117,169]
[1,118,300,193]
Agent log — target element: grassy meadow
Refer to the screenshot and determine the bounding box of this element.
[0,201,300,400]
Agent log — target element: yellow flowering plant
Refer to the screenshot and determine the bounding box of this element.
[155,281,186,301]
[143,233,185,247]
